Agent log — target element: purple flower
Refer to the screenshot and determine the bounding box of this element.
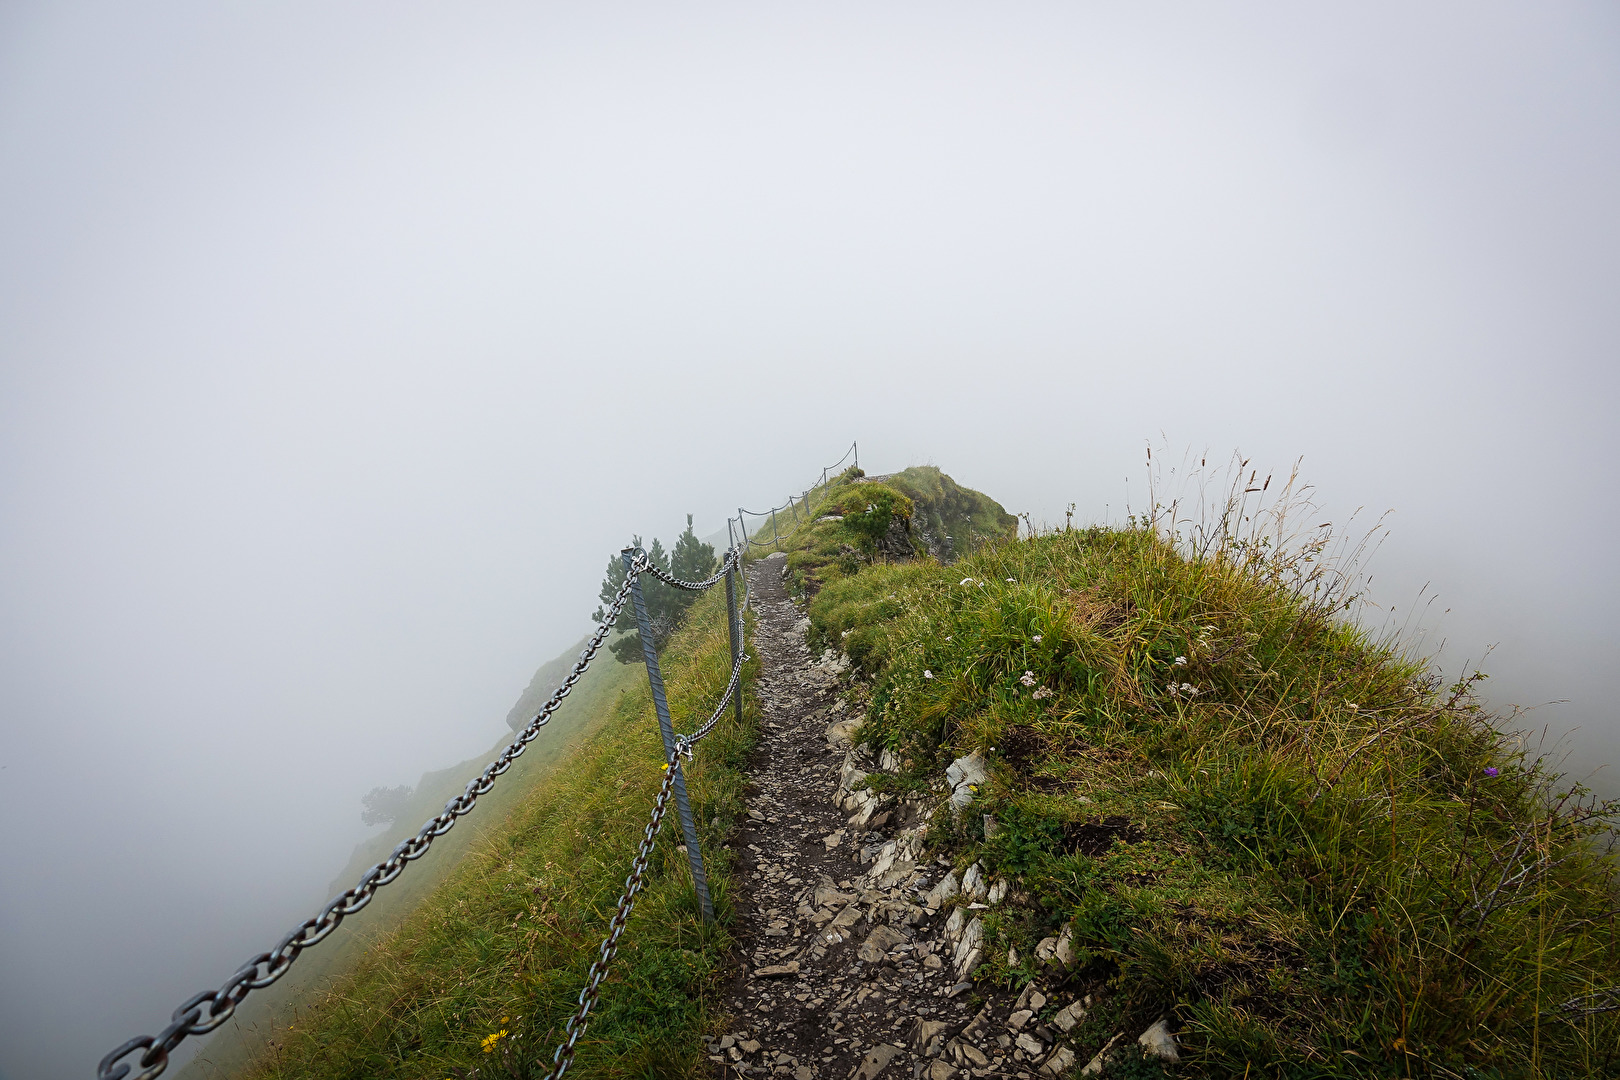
[1484,767,1500,778]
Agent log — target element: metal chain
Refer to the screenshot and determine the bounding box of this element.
[639,545,741,592]
[101,528,763,1080]
[100,553,656,1080]
[543,751,679,1080]
[543,641,749,1079]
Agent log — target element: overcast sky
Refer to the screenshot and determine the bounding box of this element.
[3,4,1618,1078]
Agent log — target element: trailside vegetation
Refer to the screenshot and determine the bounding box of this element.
[776,464,1018,598]
[220,584,759,1080]
[785,469,1619,1078]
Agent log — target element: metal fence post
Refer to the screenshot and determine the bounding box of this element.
[621,549,714,923]
[725,552,743,728]
[770,509,779,551]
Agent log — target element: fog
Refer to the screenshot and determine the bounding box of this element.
[2,4,1617,1077]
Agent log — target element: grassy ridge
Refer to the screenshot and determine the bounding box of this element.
[792,510,1619,1076]
[206,586,757,1080]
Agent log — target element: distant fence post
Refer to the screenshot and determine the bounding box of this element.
[725,552,744,728]
[622,549,714,923]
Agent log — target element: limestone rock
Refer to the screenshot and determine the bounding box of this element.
[960,862,988,901]
[755,961,800,978]
[945,753,989,812]
[858,924,908,962]
[926,1061,959,1080]
[1052,1001,1086,1032]
[1034,936,1058,963]
[924,871,959,909]
[1040,1047,1076,1076]
[986,878,1008,905]
[909,1018,950,1055]
[851,1043,902,1079]
[1138,1018,1180,1062]
[952,916,984,978]
[827,717,862,748]
[1052,924,1076,968]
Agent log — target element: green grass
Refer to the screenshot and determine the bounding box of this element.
[198,585,759,1080]
[769,464,1017,597]
[788,495,1619,1077]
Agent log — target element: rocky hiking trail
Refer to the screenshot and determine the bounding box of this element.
[706,554,1176,1080]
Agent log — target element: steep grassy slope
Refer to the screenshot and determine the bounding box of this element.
[177,644,638,1079]
[783,497,1619,1077]
[188,586,759,1080]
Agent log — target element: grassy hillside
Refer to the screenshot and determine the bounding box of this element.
[774,464,1017,598]
[185,585,759,1080]
[783,488,1619,1077]
[180,644,641,1079]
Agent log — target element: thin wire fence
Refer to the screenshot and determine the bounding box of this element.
[98,447,855,1080]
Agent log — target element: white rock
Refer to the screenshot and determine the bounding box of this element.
[925,871,960,909]
[953,917,984,977]
[879,748,901,772]
[1138,1018,1180,1062]
[961,862,988,901]
[870,841,899,878]
[1040,1047,1076,1075]
[826,717,862,748]
[1015,1032,1045,1056]
[945,752,990,812]
[1034,936,1058,962]
[945,906,965,942]
[1052,1002,1086,1032]
[986,879,1008,905]
[1052,924,1076,968]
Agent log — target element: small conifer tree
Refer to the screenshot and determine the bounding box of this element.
[593,518,714,663]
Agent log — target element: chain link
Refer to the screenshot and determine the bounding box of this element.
[639,544,741,591]
[542,643,748,1079]
[542,752,678,1080]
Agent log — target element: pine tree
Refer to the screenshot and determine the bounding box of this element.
[670,514,717,585]
[593,533,687,663]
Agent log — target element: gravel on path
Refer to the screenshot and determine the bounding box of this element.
[705,554,1093,1080]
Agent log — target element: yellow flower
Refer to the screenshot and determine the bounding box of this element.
[481,1029,509,1052]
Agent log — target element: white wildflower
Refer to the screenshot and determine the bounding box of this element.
[923,670,934,679]
[1019,671,1038,687]
[1031,687,1053,700]
[960,578,975,586]
[1032,634,1042,643]
[1005,577,1015,583]
[1173,656,1187,666]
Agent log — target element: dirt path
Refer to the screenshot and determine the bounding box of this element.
[705,554,1087,1080]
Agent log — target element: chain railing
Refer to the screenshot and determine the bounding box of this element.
[98,544,751,1080]
[729,440,857,557]
[98,446,854,1080]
